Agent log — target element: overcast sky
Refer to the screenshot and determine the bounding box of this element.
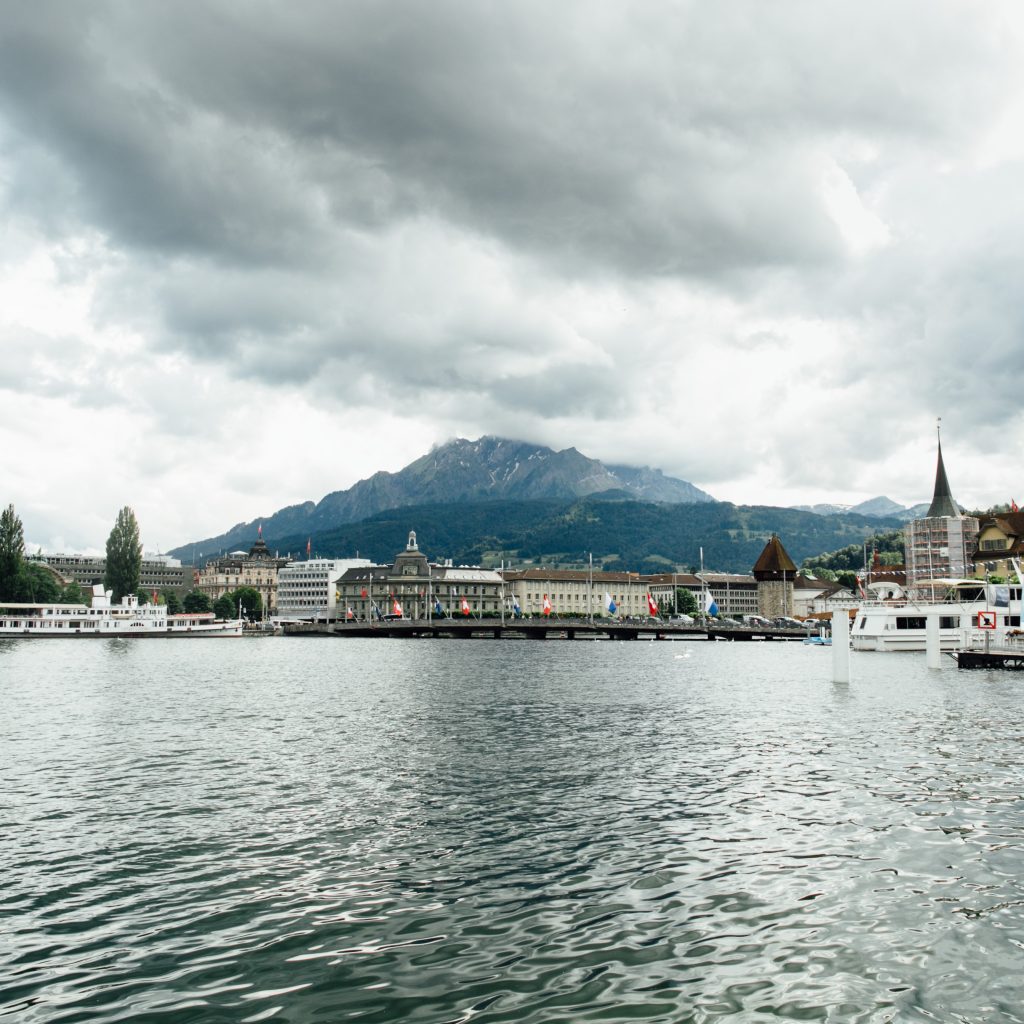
[3,2,1023,553]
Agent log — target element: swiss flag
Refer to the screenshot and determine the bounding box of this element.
[542,595,552,616]
[647,593,658,615]
[393,598,403,616]
[360,587,368,598]
[461,597,471,616]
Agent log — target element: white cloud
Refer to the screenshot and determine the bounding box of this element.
[1,1,1023,550]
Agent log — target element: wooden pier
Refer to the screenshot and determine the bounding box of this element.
[282,619,810,642]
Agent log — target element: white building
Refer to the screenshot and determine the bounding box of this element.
[501,568,650,618]
[276,558,372,621]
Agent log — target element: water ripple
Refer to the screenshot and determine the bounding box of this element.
[3,638,1024,1021]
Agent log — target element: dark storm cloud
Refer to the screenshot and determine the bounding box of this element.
[2,0,1023,494]
[2,0,1007,279]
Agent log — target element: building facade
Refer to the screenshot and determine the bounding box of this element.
[42,552,194,596]
[197,533,289,616]
[645,572,759,619]
[971,511,1024,579]
[503,568,650,618]
[276,558,373,620]
[335,531,505,620]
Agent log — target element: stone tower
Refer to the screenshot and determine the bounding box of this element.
[753,534,797,618]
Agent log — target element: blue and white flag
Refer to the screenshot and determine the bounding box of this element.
[434,598,444,615]
[513,596,521,617]
[704,591,719,616]
[604,592,617,614]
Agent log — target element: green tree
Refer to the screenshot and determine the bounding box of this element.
[213,593,236,620]
[673,587,700,616]
[162,590,183,614]
[104,506,143,601]
[15,561,62,602]
[0,503,25,601]
[61,580,87,605]
[836,571,858,591]
[233,586,262,620]
[184,590,212,613]
[135,588,151,605]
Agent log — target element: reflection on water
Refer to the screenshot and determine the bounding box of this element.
[2,638,1024,1022]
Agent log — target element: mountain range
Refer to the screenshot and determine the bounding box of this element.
[792,497,930,521]
[168,435,910,572]
[170,436,715,558]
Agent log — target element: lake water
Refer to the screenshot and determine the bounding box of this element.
[2,637,1023,1023]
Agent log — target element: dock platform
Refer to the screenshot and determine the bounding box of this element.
[955,646,1024,670]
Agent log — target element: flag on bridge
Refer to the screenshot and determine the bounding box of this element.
[704,591,719,617]
[604,592,617,614]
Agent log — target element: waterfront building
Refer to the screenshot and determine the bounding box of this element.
[336,531,504,620]
[971,511,1024,579]
[276,557,373,621]
[752,535,797,619]
[904,432,979,585]
[503,568,649,618]
[42,552,194,597]
[695,573,758,620]
[197,531,289,615]
[645,571,758,619]
[804,579,859,617]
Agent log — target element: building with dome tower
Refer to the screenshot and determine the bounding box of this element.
[196,527,290,615]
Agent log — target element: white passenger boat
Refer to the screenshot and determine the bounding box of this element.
[851,577,1021,652]
[0,585,243,637]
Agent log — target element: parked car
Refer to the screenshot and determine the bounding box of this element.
[742,615,773,628]
[773,616,805,629]
[668,614,695,625]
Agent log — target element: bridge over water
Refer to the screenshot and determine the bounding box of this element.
[282,619,811,642]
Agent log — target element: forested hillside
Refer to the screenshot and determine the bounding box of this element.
[268,497,901,574]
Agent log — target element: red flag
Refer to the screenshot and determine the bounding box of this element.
[542,594,552,616]
[347,607,354,619]
[360,587,368,599]
[461,597,471,616]
[1012,499,1019,513]
[258,524,262,538]
[856,574,866,598]
[393,598,403,616]
[306,537,311,557]
[152,590,158,604]
[647,593,658,615]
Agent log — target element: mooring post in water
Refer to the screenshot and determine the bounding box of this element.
[926,614,942,669]
[832,610,850,682]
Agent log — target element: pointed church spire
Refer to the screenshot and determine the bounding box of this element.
[925,418,960,518]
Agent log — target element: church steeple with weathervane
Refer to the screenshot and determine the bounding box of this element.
[905,419,979,585]
[924,419,961,519]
